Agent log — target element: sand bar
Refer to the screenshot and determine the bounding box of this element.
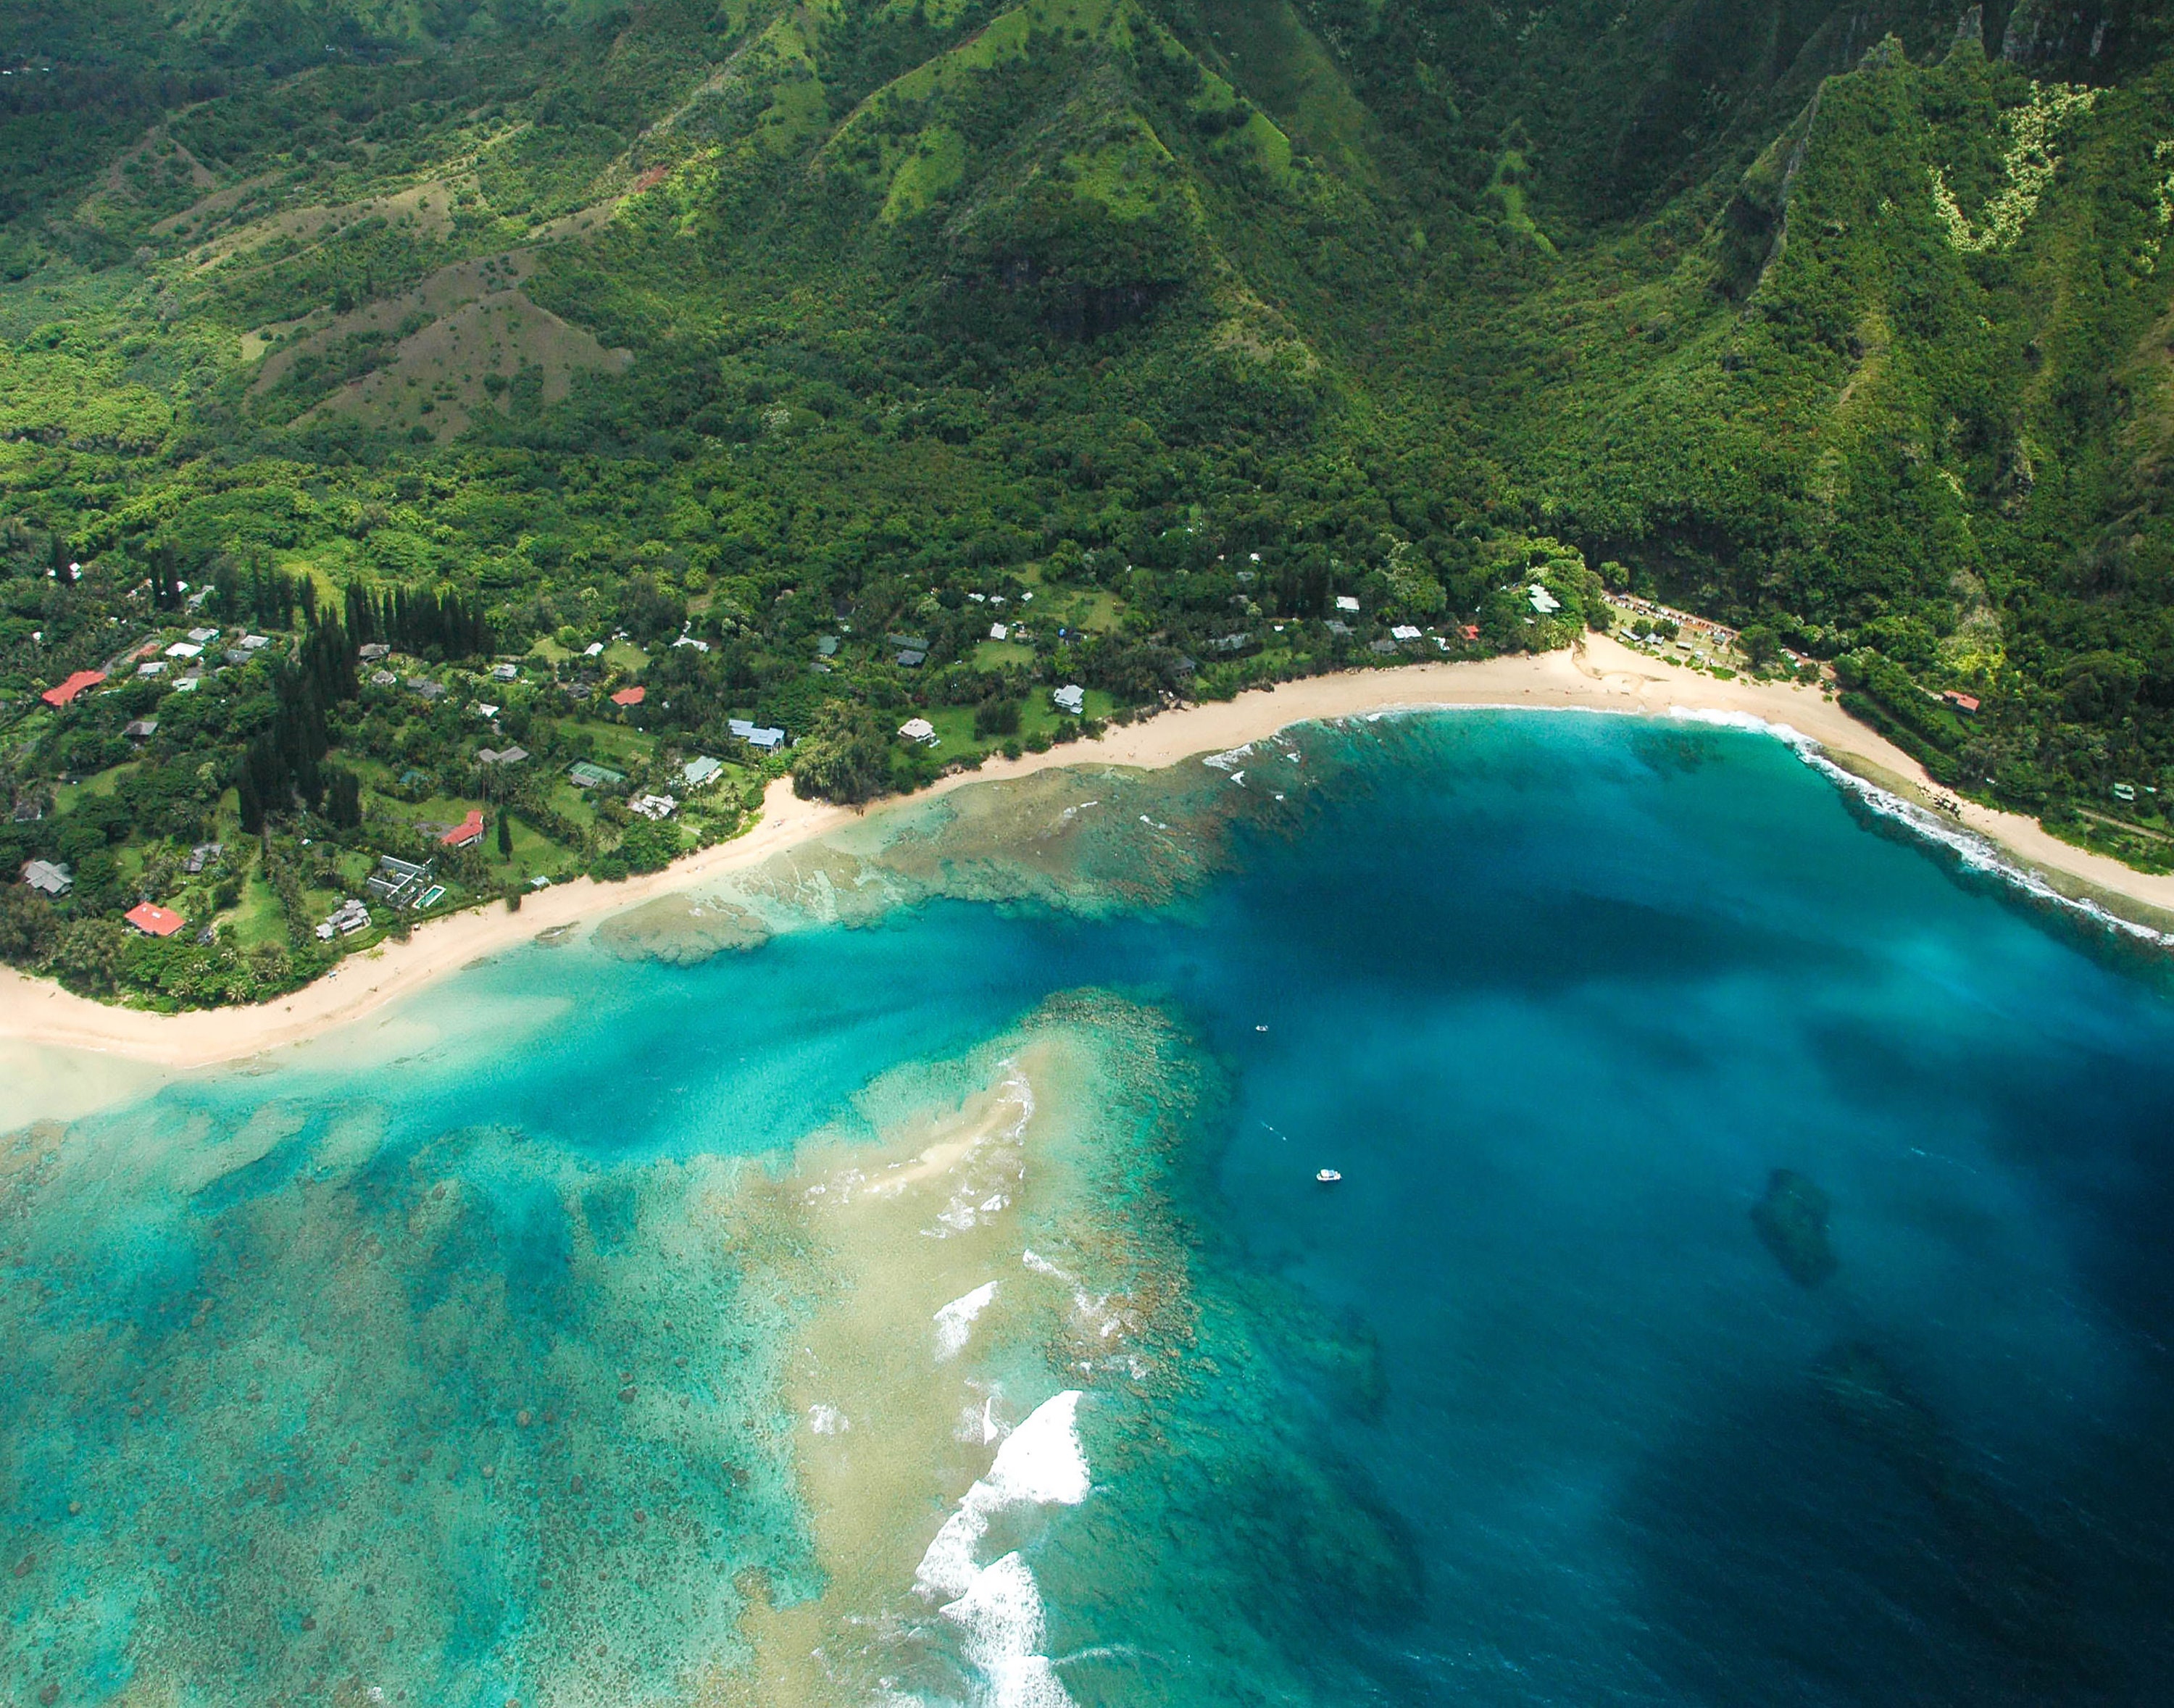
[3,635,2168,1078]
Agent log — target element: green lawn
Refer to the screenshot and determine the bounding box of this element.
[54,760,137,813]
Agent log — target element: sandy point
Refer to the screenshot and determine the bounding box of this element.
[2,636,2169,1092]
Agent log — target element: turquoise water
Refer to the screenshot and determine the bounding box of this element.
[4,711,2173,1706]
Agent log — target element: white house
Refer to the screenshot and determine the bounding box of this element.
[1051,684,1086,715]
[898,717,938,746]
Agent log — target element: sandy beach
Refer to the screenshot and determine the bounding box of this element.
[4,633,2169,1081]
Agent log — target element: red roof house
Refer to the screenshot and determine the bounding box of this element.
[440,809,486,849]
[1942,691,1981,715]
[123,901,186,938]
[610,686,646,707]
[41,670,107,708]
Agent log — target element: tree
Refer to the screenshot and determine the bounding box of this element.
[0,887,57,966]
[497,807,513,858]
[791,702,893,804]
[51,918,128,993]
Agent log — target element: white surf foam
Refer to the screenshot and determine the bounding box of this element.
[915,1391,1090,1704]
[934,1280,999,1362]
[943,1551,1076,1708]
[1662,704,2174,949]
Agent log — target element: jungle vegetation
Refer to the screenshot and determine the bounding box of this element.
[2,0,2173,1004]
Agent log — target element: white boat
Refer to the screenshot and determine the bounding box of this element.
[1315,1168,1342,1183]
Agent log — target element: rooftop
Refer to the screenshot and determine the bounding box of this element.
[41,670,107,707]
[611,686,646,707]
[124,901,186,938]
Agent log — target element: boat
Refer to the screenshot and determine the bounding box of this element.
[1315,1168,1341,1184]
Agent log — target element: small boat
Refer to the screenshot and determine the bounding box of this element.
[1315,1168,1342,1184]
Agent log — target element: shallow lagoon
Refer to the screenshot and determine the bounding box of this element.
[4,710,2172,1707]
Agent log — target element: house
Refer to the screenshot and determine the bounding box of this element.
[124,901,186,938]
[440,809,486,849]
[477,746,529,767]
[1460,624,1480,641]
[817,636,839,657]
[672,635,709,653]
[367,855,433,907]
[610,686,646,707]
[474,702,500,720]
[1326,620,1352,636]
[185,843,222,875]
[1942,691,1981,715]
[40,670,106,707]
[358,643,391,662]
[895,649,927,669]
[567,761,628,788]
[1335,595,1361,614]
[240,635,269,651]
[1390,625,1423,644]
[407,678,444,700]
[1051,684,1086,716]
[136,660,167,678]
[164,641,202,660]
[187,627,220,645]
[1208,633,1251,654]
[989,622,1009,641]
[491,662,520,680]
[1528,586,1562,615]
[746,726,785,752]
[583,641,606,658]
[628,793,678,820]
[316,898,372,941]
[898,717,938,746]
[124,718,158,741]
[370,670,398,688]
[1369,638,1399,655]
[682,755,723,788]
[2113,783,2138,804]
[20,859,70,897]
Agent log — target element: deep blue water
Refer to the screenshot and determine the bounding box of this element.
[6,710,2173,1707]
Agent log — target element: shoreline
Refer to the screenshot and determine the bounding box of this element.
[4,633,2170,1079]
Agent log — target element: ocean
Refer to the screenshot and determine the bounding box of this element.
[4,709,2170,1707]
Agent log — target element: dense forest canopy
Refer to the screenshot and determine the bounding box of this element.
[3,0,2173,1004]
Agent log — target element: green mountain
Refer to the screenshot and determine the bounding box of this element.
[3,0,2173,1004]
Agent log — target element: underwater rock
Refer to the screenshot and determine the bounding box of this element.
[1751,1168,1838,1286]
[593,893,772,963]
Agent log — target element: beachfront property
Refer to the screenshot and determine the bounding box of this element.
[1051,684,1086,716]
[440,809,486,849]
[1528,585,1562,615]
[1390,625,1423,644]
[316,898,372,941]
[681,755,724,789]
[20,859,70,896]
[568,761,628,789]
[629,793,678,820]
[899,717,938,746]
[123,901,185,938]
[367,855,433,908]
[728,718,786,751]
